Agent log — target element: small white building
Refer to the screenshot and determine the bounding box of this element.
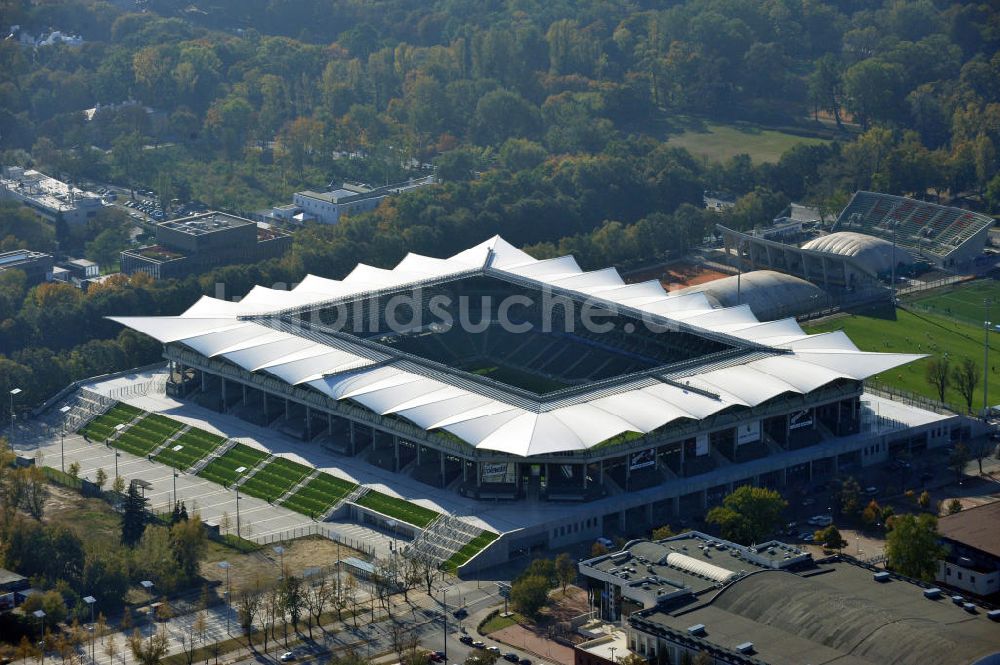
[273,176,435,226]
[0,166,103,225]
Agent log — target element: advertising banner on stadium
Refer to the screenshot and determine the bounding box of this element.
[695,434,709,456]
[481,462,516,484]
[736,421,761,445]
[630,448,656,470]
[789,409,813,430]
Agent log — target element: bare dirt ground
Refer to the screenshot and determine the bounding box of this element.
[200,535,366,592]
[627,261,728,291]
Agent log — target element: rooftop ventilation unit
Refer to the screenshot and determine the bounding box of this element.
[923,588,942,599]
[735,642,754,655]
[687,624,706,636]
[873,572,891,583]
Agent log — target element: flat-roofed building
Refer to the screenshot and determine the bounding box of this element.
[937,501,1000,597]
[624,550,1000,665]
[121,212,291,279]
[288,176,435,225]
[0,166,103,225]
[0,248,53,284]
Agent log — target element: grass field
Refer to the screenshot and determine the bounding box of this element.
[443,530,499,572]
[111,414,183,457]
[280,472,358,517]
[355,490,439,528]
[666,120,830,164]
[805,304,1000,412]
[198,443,270,487]
[78,403,143,440]
[240,457,313,502]
[154,428,227,471]
[905,280,1000,325]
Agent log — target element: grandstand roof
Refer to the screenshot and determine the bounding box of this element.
[834,191,993,259]
[110,236,922,457]
[801,232,913,275]
[674,270,827,322]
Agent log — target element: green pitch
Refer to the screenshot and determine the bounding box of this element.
[905,279,1000,324]
[805,305,1000,412]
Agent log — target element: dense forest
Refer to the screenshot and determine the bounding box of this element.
[0,0,998,412]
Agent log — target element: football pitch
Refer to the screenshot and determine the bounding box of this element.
[904,279,1000,324]
[804,304,1000,412]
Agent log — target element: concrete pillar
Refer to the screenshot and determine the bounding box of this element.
[285,398,290,420]
[671,496,680,517]
[680,441,686,468]
[416,445,422,466]
[327,412,333,436]
[780,467,787,486]
[440,453,446,486]
[700,489,708,511]
[201,370,207,392]
[242,383,247,406]
[305,406,312,440]
[599,459,604,485]
[463,460,469,483]
[349,421,356,455]
[262,391,268,419]
[221,379,227,410]
[582,464,588,489]
[476,461,481,487]
[645,503,653,524]
[393,436,400,471]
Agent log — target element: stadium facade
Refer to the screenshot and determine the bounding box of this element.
[110,237,970,560]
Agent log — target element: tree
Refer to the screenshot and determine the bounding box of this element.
[705,485,787,544]
[280,575,304,637]
[814,525,847,552]
[861,499,882,529]
[94,468,108,491]
[237,585,263,648]
[843,59,905,128]
[925,356,951,404]
[651,525,674,541]
[947,498,963,515]
[67,461,81,478]
[949,443,970,484]
[103,633,118,665]
[885,513,945,581]
[120,481,148,547]
[112,475,126,494]
[169,513,207,581]
[128,628,169,665]
[951,358,979,414]
[510,575,549,619]
[918,490,931,510]
[555,553,575,594]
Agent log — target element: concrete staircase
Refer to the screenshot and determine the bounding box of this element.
[233,454,271,488]
[323,484,369,521]
[276,469,320,504]
[406,512,489,566]
[149,424,190,459]
[188,437,239,474]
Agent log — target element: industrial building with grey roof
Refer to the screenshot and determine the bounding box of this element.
[585,534,1000,665]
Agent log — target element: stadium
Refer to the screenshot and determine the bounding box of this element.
[100,235,977,570]
[718,191,995,296]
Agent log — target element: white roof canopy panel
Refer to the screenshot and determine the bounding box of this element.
[110,236,928,457]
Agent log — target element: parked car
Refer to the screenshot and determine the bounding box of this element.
[280,653,296,662]
[452,607,468,619]
[487,646,501,655]
[472,641,486,650]
[798,532,815,542]
[504,653,519,662]
[864,486,878,496]
[519,659,532,665]
[460,636,474,646]
[808,515,832,527]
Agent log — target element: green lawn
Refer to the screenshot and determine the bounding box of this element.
[78,403,144,441]
[355,490,439,528]
[280,472,358,518]
[111,414,183,457]
[905,279,1000,325]
[240,457,313,502]
[665,120,830,164]
[443,530,499,572]
[197,443,270,487]
[804,304,1000,412]
[154,428,226,471]
[471,365,568,394]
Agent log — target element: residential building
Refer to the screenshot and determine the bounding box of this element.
[937,501,1000,597]
[0,166,104,225]
[0,249,53,284]
[268,176,435,225]
[0,568,29,613]
[121,212,291,280]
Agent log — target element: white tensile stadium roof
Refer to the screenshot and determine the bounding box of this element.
[110,236,922,457]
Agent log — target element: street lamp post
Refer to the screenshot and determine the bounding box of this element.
[235,485,242,538]
[274,545,285,579]
[218,561,232,634]
[59,405,71,472]
[140,580,154,630]
[442,587,447,662]
[8,387,21,451]
[984,299,992,418]
[83,595,96,664]
[173,471,179,508]
[114,451,121,482]
[33,609,45,665]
